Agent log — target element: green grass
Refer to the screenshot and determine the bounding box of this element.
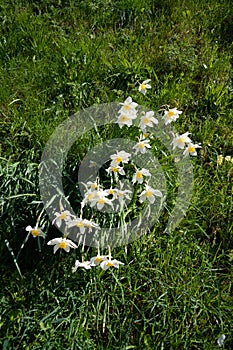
[0,0,233,349]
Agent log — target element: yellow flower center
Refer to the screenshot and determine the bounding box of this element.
[112,166,118,173]
[60,212,67,220]
[143,133,149,138]
[136,172,143,179]
[107,261,114,267]
[167,111,175,118]
[116,156,123,163]
[146,190,152,198]
[140,84,146,90]
[188,146,195,153]
[95,257,103,263]
[88,193,94,200]
[120,115,129,122]
[178,137,185,144]
[138,142,145,148]
[109,189,114,195]
[124,105,131,110]
[31,229,39,236]
[59,242,67,249]
[77,222,84,228]
[98,198,105,204]
[91,183,97,189]
[143,117,150,124]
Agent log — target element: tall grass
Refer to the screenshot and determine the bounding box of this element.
[0,0,232,348]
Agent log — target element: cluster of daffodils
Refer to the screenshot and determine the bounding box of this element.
[217,154,233,166]
[25,79,201,272]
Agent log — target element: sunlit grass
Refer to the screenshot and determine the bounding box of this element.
[0,0,232,348]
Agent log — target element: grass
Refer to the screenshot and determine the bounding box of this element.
[0,0,233,349]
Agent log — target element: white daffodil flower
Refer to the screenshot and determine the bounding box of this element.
[133,139,151,154]
[171,132,192,150]
[139,111,158,132]
[72,260,91,271]
[118,96,138,115]
[139,185,163,204]
[138,79,151,95]
[52,210,73,228]
[106,164,125,176]
[26,225,46,238]
[225,155,231,161]
[115,188,132,206]
[90,255,108,266]
[100,258,124,270]
[83,219,100,233]
[132,168,151,184]
[183,143,202,156]
[117,112,137,128]
[67,217,86,234]
[163,108,182,125]
[47,237,78,254]
[86,180,98,191]
[89,189,113,210]
[110,150,131,166]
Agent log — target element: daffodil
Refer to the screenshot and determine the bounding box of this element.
[139,185,163,204]
[117,112,137,128]
[47,237,78,254]
[72,260,91,271]
[163,108,182,125]
[138,79,151,95]
[225,155,231,161]
[100,258,124,270]
[132,168,151,184]
[171,132,192,150]
[52,210,73,228]
[118,96,138,115]
[106,164,125,176]
[133,139,151,154]
[139,111,158,132]
[26,225,45,238]
[86,180,98,191]
[89,189,113,210]
[183,143,202,156]
[90,255,108,266]
[110,150,131,166]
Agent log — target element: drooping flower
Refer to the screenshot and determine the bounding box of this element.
[139,111,158,132]
[163,108,182,125]
[225,155,232,162]
[132,168,151,184]
[139,185,163,204]
[106,164,125,176]
[100,258,124,270]
[118,96,138,115]
[90,255,108,266]
[26,225,46,238]
[72,260,91,271]
[171,132,192,150]
[133,138,151,154]
[47,237,78,254]
[138,79,151,95]
[110,150,131,166]
[117,112,137,128]
[86,180,98,191]
[52,210,73,228]
[89,189,113,210]
[183,143,202,156]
